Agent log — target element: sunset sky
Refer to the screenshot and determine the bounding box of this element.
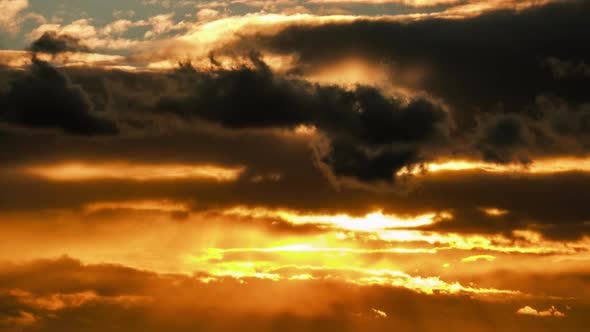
[1,0,590,331]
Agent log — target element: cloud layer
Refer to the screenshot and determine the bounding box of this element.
[0,1,589,331]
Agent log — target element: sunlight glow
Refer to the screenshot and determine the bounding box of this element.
[462,255,496,262]
[186,257,519,296]
[222,207,451,231]
[84,200,190,213]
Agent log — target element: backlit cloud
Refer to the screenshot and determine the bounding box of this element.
[516,305,566,317]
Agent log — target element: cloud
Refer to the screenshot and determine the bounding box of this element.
[0,2,590,331]
[197,8,221,22]
[244,1,590,123]
[474,114,533,164]
[1,124,590,240]
[371,307,388,318]
[6,3,584,183]
[28,32,90,55]
[545,57,590,79]
[307,0,462,6]
[0,257,587,332]
[461,255,496,262]
[101,19,146,36]
[6,289,151,311]
[0,0,29,33]
[0,2,588,237]
[516,305,565,317]
[0,310,37,329]
[0,59,118,135]
[22,162,245,182]
[307,0,559,12]
[214,2,590,166]
[28,19,141,51]
[156,55,450,183]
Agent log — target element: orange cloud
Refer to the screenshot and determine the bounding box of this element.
[21,162,245,182]
[185,255,519,296]
[371,307,388,318]
[221,206,451,231]
[516,305,566,317]
[398,156,590,176]
[0,310,37,327]
[83,200,190,213]
[461,255,496,262]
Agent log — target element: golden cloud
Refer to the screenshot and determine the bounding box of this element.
[21,162,245,182]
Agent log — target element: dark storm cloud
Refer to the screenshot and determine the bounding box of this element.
[225,1,590,165]
[0,59,118,135]
[28,32,90,55]
[422,204,590,241]
[156,56,450,182]
[545,57,590,79]
[475,114,533,163]
[149,56,588,182]
[245,1,590,119]
[3,9,589,183]
[79,0,590,182]
[0,63,589,238]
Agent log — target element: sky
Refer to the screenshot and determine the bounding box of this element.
[0,0,590,331]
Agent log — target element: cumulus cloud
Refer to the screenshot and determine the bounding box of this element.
[516,305,565,317]
[28,19,140,50]
[0,0,29,33]
[197,8,221,21]
[156,54,450,183]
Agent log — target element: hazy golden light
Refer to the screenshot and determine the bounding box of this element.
[192,245,436,260]
[304,57,393,87]
[186,252,518,295]
[222,207,451,231]
[353,269,517,295]
[134,13,361,69]
[293,124,318,136]
[23,162,245,181]
[84,200,189,213]
[481,207,509,216]
[462,255,496,262]
[376,230,590,254]
[7,289,152,311]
